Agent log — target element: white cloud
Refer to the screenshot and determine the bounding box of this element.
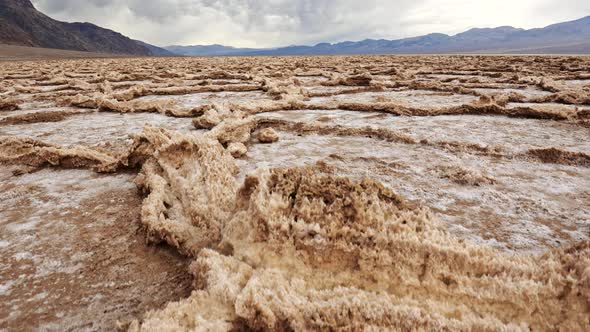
[30,0,590,47]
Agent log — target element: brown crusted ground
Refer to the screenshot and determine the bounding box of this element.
[127,131,589,330]
[0,108,89,125]
[254,118,590,167]
[0,55,589,331]
[0,136,124,172]
[0,167,192,330]
[0,99,19,111]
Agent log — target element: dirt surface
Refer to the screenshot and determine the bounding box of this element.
[0,167,192,330]
[0,55,589,331]
[0,44,127,61]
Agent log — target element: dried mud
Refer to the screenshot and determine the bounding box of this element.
[1,55,589,331]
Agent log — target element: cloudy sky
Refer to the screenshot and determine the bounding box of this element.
[31,0,590,48]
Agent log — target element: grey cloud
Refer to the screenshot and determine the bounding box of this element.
[30,0,590,47]
[33,0,114,14]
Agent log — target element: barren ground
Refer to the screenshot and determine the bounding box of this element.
[0,44,126,61]
[0,55,589,331]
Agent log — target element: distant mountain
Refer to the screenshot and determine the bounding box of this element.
[169,16,590,56]
[164,44,261,56]
[135,40,176,56]
[0,0,167,56]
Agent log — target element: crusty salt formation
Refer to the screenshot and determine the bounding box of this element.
[133,127,239,256]
[257,127,279,143]
[1,55,589,330]
[227,142,247,158]
[0,136,124,172]
[0,108,89,125]
[0,99,19,111]
[130,148,590,331]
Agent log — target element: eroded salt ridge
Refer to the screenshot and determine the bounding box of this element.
[125,128,589,331]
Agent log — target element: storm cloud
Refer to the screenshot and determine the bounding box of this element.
[30,0,590,47]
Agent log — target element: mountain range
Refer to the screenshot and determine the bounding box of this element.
[1,0,589,57]
[0,0,169,56]
[164,44,261,57]
[166,16,590,56]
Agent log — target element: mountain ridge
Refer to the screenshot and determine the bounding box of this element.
[166,15,590,56]
[0,0,168,55]
[164,44,262,56]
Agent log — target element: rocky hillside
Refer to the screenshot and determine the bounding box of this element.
[0,0,167,55]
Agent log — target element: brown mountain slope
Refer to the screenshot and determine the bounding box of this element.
[0,0,152,55]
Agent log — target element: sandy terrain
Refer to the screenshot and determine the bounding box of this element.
[0,44,127,61]
[0,55,589,331]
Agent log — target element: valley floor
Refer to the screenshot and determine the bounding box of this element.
[0,44,125,61]
[0,55,589,330]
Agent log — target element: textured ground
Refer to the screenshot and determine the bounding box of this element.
[0,55,589,331]
[0,44,124,61]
